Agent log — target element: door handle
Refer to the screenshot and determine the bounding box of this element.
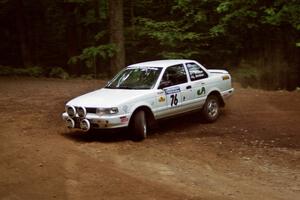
[186,85,192,89]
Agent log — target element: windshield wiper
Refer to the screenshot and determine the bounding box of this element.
[118,86,133,89]
[105,85,115,89]
[134,87,150,89]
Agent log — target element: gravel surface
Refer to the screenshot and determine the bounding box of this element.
[0,77,299,200]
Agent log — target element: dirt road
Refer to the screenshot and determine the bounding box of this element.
[0,77,299,200]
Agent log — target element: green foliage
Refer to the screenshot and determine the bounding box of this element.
[160,51,199,59]
[49,67,69,79]
[69,43,117,68]
[95,31,107,41]
[135,17,203,59]
[232,64,260,88]
[172,0,191,13]
[136,17,200,47]
[1,0,300,89]
[262,1,300,30]
[0,66,70,79]
[0,66,44,77]
[0,66,14,76]
[209,25,225,37]
[80,9,98,26]
[24,67,44,77]
[215,0,300,33]
[80,74,95,80]
[216,1,232,13]
[215,0,259,31]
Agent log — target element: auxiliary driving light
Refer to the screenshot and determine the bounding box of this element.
[66,118,75,129]
[77,106,87,118]
[80,119,90,132]
[66,105,76,118]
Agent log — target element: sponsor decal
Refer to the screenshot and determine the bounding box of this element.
[164,86,181,95]
[197,87,206,95]
[158,96,166,102]
[222,75,230,80]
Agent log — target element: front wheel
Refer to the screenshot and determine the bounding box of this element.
[202,95,220,122]
[130,110,147,141]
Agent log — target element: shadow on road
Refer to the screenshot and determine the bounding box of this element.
[61,129,131,143]
[61,111,230,143]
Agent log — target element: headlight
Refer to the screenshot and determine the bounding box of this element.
[77,106,86,118]
[96,107,119,115]
[66,105,76,118]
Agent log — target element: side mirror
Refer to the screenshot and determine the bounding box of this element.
[158,80,172,89]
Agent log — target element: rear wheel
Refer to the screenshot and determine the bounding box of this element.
[131,110,147,141]
[202,95,220,122]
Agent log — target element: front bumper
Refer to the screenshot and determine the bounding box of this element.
[62,112,130,130]
[221,88,234,100]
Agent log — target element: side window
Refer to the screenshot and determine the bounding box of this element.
[161,64,187,87]
[186,63,208,81]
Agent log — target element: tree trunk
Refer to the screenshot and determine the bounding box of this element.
[15,0,32,67]
[64,2,80,75]
[108,0,125,75]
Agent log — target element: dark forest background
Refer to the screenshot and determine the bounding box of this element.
[0,0,299,90]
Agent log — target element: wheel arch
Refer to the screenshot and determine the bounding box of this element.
[129,105,156,128]
[207,90,225,107]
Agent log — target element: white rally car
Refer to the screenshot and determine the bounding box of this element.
[62,60,233,140]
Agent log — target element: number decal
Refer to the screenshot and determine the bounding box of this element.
[164,86,181,107]
[170,94,178,106]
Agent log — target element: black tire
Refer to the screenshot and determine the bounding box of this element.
[131,110,147,141]
[202,95,220,122]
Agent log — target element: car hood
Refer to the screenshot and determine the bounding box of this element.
[67,88,154,107]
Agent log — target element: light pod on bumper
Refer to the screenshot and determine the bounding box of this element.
[77,106,86,118]
[80,119,90,132]
[66,105,76,118]
[66,118,75,129]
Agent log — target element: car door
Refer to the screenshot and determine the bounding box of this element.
[185,62,209,108]
[155,64,192,118]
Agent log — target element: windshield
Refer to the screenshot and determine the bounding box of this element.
[105,67,162,89]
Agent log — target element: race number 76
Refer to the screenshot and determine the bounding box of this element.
[170,94,178,106]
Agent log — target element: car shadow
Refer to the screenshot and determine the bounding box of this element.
[61,110,228,143]
[61,129,131,143]
[152,110,230,139]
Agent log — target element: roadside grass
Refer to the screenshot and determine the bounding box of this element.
[231,65,299,91]
[0,65,111,80]
[0,66,69,79]
[1,65,299,91]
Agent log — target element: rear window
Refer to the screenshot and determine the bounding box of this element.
[186,63,208,81]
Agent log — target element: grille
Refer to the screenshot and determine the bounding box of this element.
[75,107,96,114]
[86,107,97,113]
